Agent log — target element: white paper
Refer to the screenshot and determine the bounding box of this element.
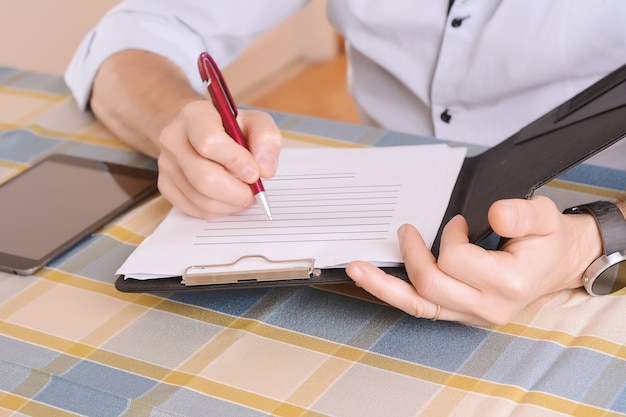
[117,145,466,279]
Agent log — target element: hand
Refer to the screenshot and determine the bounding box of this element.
[346,196,603,326]
[157,101,282,219]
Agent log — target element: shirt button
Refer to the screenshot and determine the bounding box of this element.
[440,109,452,123]
[451,18,464,27]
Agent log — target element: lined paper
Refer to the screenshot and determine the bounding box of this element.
[196,183,400,245]
[117,145,466,279]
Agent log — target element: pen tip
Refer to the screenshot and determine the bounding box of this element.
[255,192,273,221]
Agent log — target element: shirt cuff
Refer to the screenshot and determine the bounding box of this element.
[64,7,207,111]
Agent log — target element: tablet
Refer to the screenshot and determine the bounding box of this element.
[0,154,158,275]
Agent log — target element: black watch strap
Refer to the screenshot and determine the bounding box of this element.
[564,201,626,255]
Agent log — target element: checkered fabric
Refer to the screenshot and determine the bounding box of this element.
[1,66,626,417]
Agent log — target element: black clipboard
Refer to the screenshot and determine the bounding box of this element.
[115,64,626,293]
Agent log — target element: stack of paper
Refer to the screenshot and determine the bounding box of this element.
[117,144,466,280]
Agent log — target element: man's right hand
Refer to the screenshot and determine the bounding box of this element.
[157,101,282,219]
[90,50,282,220]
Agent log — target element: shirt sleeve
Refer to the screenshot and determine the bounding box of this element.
[64,0,309,111]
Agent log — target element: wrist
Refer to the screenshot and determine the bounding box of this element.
[564,211,603,288]
[91,50,202,158]
[564,200,626,295]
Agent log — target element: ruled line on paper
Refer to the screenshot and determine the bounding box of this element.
[193,180,400,245]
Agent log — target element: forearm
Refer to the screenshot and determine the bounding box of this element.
[90,49,203,158]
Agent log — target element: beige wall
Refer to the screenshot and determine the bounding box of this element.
[0,0,122,74]
[0,0,338,101]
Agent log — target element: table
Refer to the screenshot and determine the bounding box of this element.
[1,66,626,417]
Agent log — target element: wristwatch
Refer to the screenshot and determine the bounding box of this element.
[564,201,626,296]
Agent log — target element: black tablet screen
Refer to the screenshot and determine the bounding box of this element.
[0,154,158,275]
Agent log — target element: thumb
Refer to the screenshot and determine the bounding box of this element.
[488,196,560,239]
[239,110,282,178]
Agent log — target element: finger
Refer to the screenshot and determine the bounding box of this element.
[158,170,253,219]
[436,214,518,291]
[401,221,486,309]
[239,110,282,178]
[346,260,439,319]
[158,174,240,219]
[346,261,485,324]
[179,101,261,185]
[488,195,560,239]
[438,213,557,323]
[397,223,437,290]
[157,157,253,219]
[158,122,253,213]
[179,156,253,207]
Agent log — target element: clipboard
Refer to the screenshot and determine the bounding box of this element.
[115,64,626,293]
[116,254,409,292]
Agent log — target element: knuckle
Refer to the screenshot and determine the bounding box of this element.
[407,270,438,300]
[410,298,427,319]
[192,170,223,194]
[437,245,466,274]
[410,299,421,318]
[498,275,532,299]
[436,249,456,271]
[194,132,222,157]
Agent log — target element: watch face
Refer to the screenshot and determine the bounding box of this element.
[589,252,626,296]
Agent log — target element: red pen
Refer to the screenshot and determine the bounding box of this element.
[197,52,273,220]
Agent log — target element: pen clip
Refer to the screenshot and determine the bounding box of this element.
[197,52,238,117]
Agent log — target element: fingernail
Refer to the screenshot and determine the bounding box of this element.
[240,166,258,183]
[257,152,277,173]
[499,201,516,226]
[347,263,363,280]
[397,224,407,240]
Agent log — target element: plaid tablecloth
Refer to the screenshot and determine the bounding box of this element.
[1,66,626,417]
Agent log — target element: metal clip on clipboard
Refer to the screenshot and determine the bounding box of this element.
[182,255,319,286]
